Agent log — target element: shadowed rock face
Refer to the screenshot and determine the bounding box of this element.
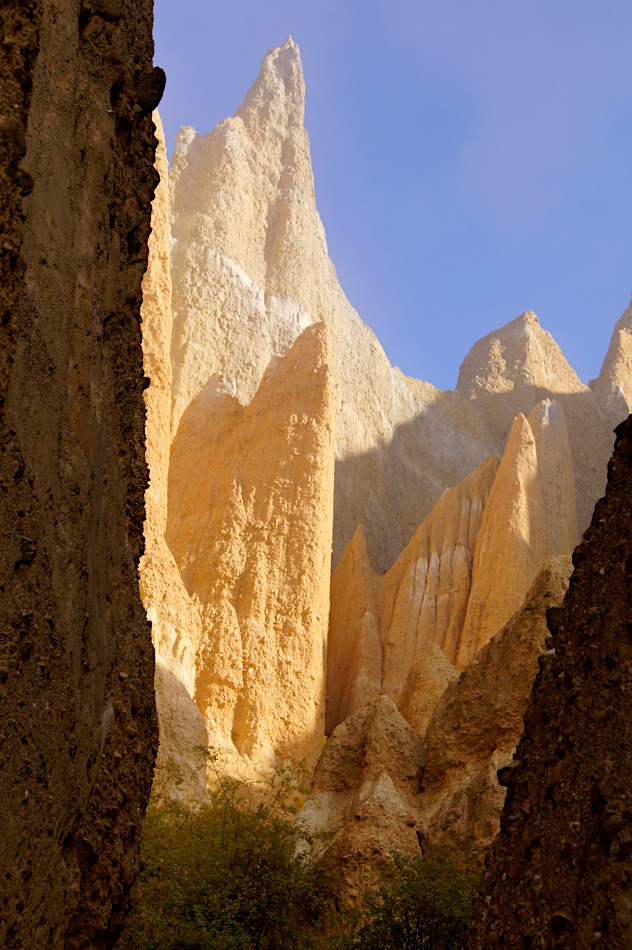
[468,414,632,949]
[0,2,160,947]
[420,555,572,855]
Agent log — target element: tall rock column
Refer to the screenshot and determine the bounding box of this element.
[456,400,577,669]
[167,323,335,769]
[0,3,161,947]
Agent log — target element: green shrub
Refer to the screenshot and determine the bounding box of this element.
[346,851,479,950]
[117,757,337,950]
[119,751,478,950]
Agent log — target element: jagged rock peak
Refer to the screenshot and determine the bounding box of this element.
[235,35,305,134]
[456,311,584,420]
[592,295,632,413]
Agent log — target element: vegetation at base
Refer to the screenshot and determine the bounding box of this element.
[117,753,479,950]
[347,852,479,949]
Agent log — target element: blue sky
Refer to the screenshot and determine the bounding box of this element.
[154,0,632,390]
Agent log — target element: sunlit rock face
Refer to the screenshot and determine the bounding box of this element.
[455,310,615,538]
[142,40,631,851]
[167,40,627,575]
[167,37,503,574]
[327,398,577,734]
[591,297,632,417]
[166,323,335,771]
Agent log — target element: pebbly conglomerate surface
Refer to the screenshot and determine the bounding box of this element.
[0,1,161,947]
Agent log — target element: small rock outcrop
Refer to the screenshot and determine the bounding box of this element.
[0,2,160,947]
[468,415,632,949]
[420,556,572,855]
[166,323,335,770]
[298,696,426,899]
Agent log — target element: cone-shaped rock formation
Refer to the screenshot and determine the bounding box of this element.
[328,399,577,732]
[298,696,426,899]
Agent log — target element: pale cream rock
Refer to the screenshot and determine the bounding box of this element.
[325,525,381,735]
[455,413,546,669]
[419,556,572,854]
[592,297,632,415]
[168,38,499,573]
[328,400,577,731]
[379,456,500,684]
[166,323,335,770]
[326,458,498,734]
[168,38,624,572]
[456,400,577,669]
[298,696,425,899]
[527,399,578,558]
[456,310,617,536]
[153,659,210,803]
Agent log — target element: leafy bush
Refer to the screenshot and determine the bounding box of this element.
[345,851,479,950]
[117,756,337,950]
[118,751,478,950]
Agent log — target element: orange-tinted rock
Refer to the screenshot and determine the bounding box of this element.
[298,696,426,899]
[166,324,335,769]
[592,297,632,415]
[420,556,571,854]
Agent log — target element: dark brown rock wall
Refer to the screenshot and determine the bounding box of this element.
[0,1,39,412]
[468,415,632,949]
[0,1,160,947]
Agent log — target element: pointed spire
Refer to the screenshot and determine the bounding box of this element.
[235,38,305,134]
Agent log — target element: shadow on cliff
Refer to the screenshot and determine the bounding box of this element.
[333,384,616,575]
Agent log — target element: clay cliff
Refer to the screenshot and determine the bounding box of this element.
[0,2,162,948]
[456,311,614,536]
[166,39,626,574]
[468,415,632,949]
[138,112,208,798]
[166,323,335,770]
[327,398,578,735]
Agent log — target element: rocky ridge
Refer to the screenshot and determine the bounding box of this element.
[166,39,625,574]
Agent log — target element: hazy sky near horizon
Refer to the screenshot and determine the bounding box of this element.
[154,0,632,391]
